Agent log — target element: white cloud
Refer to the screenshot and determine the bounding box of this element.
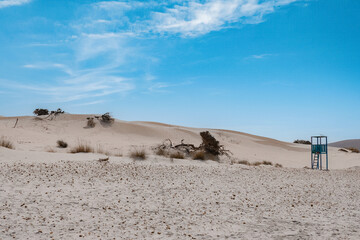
[0,0,31,8]
[150,0,298,37]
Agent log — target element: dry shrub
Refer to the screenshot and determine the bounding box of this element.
[251,161,276,167]
[86,117,96,128]
[345,147,360,153]
[293,139,311,145]
[0,137,14,149]
[155,148,167,156]
[99,112,114,124]
[275,163,283,168]
[200,131,222,156]
[193,150,206,160]
[170,152,185,159]
[130,149,146,160]
[33,108,49,116]
[57,140,68,148]
[338,148,348,152]
[237,160,250,165]
[70,142,94,153]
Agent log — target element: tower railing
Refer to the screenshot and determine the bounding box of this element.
[311,136,328,170]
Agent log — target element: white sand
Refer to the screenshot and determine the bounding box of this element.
[1,114,360,239]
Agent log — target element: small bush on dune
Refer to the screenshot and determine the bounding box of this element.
[70,142,94,153]
[57,140,68,148]
[345,147,360,153]
[95,112,114,124]
[193,151,206,160]
[0,137,14,149]
[252,161,262,166]
[130,149,147,160]
[275,163,283,168]
[293,139,311,145]
[86,117,96,128]
[170,152,185,159]
[33,108,49,116]
[338,148,348,152]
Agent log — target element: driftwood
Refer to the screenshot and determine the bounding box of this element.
[155,131,232,157]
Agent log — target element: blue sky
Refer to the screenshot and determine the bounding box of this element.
[0,0,359,142]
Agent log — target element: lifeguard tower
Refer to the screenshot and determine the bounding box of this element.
[311,136,328,170]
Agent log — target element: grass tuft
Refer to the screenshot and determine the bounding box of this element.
[130,149,147,160]
[192,151,206,160]
[70,142,94,153]
[0,137,14,149]
[345,147,360,153]
[170,152,185,159]
[275,163,283,168]
[237,160,251,165]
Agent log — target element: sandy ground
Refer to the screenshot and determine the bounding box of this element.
[1,114,360,239]
[1,154,359,239]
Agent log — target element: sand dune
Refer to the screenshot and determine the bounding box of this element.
[329,139,360,151]
[0,114,359,169]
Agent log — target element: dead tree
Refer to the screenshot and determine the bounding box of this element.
[155,131,232,158]
[199,131,231,157]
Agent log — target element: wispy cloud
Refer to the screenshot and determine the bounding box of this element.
[15,0,301,104]
[148,81,192,93]
[0,0,31,9]
[23,63,74,75]
[2,69,134,103]
[149,0,299,37]
[78,0,301,38]
[245,53,276,60]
